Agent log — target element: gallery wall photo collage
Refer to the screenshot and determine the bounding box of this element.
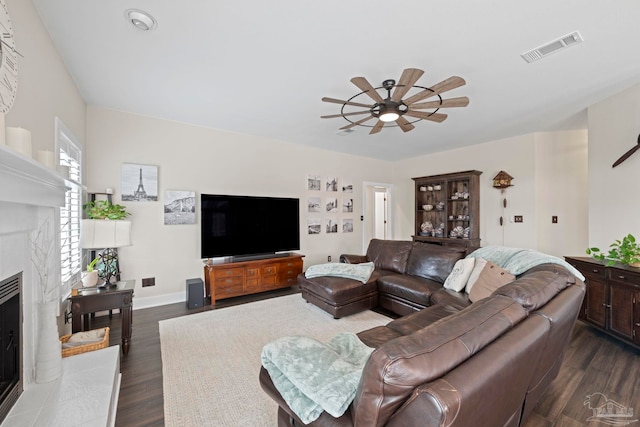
[306,175,354,235]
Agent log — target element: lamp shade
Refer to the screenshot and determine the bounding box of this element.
[80,220,132,249]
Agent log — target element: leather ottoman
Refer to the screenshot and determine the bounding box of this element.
[297,271,379,318]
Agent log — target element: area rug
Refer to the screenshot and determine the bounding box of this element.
[159,294,389,427]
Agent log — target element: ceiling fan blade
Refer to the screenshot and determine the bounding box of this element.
[404,111,448,122]
[321,110,371,119]
[350,77,385,104]
[369,120,385,135]
[404,76,467,105]
[410,96,470,109]
[339,115,376,130]
[321,97,374,109]
[395,116,415,133]
[612,143,640,168]
[391,68,424,102]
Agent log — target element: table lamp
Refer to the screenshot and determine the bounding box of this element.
[80,219,132,287]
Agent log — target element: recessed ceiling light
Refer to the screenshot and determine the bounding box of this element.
[125,9,157,31]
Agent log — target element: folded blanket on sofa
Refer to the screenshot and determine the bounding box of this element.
[261,332,374,424]
[304,262,375,283]
[467,246,585,281]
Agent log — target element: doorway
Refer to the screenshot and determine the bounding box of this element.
[362,182,393,252]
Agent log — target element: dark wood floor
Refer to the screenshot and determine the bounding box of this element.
[92,288,640,427]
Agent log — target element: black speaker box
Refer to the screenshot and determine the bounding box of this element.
[186,278,204,309]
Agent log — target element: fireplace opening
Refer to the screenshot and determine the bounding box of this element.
[0,273,21,424]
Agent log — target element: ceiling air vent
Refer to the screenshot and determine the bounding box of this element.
[521,31,583,63]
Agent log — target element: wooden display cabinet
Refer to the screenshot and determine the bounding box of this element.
[204,254,304,304]
[565,256,640,348]
[412,170,481,253]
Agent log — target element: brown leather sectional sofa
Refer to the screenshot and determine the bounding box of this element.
[260,240,586,427]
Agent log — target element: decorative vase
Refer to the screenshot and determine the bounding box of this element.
[35,301,62,384]
[82,270,98,287]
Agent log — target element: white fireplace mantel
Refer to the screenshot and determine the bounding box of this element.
[0,145,68,207]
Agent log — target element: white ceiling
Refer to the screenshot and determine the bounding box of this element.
[31,0,640,161]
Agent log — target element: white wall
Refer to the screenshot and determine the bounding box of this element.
[588,83,640,249]
[85,106,392,306]
[534,130,589,257]
[391,130,589,255]
[6,0,85,154]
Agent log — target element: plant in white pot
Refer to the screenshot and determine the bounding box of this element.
[81,256,100,287]
[586,234,640,267]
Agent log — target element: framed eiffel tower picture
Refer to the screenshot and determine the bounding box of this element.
[121,163,159,202]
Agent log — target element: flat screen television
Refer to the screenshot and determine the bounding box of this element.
[200,194,300,260]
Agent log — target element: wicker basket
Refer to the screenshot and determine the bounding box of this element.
[60,327,110,358]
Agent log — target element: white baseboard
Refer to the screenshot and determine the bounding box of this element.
[132,291,186,310]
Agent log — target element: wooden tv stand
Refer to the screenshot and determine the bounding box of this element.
[203,254,304,304]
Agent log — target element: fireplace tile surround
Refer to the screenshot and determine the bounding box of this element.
[0,145,121,425]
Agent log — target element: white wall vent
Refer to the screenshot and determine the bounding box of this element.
[521,31,583,63]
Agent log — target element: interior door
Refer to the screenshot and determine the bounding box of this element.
[362,182,393,252]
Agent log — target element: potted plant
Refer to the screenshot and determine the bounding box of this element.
[81,256,100,287]
[83,200,130,220]
[586,234,640,267]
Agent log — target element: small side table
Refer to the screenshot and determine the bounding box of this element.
[69,280,134,355]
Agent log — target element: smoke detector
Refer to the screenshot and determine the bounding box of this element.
[521,31,583,63]
[125,9,157,31]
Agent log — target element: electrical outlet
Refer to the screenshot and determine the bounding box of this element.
[514,215,523,223]
[327,256,332,262]
[142,277,155,287]
[552,216,558,223]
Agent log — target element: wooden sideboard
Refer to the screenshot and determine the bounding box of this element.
[565,256,640,349]
[204,254,304,304]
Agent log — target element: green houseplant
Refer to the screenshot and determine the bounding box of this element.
[586,234,640,267]
[83,200,130,220]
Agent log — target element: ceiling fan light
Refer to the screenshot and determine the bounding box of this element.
[380,112,399,122]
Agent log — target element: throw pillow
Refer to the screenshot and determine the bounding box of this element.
[465,257,488,294]
[468,261,515,302]
[443,257,475,292]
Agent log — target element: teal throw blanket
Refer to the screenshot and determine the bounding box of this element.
[261,333,373,424]
[466,246,585,281]
[305,262,375,283]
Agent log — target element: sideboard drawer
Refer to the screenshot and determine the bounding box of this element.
[608,268,640,286]
[262,265,278,276]
[215,276,244,295]
[568,259,606,279]
[214,267,244,279]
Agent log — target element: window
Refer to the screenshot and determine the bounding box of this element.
[56,118,82,296]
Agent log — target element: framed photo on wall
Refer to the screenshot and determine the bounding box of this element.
[307,174,321,191]
[307,218,321,234]
[342,218,354,233]
[326,176,339,192]
[308,197,321,213]
[342,178,353,193]
[326,197,338,212]
[164,190,196,225]
[121,163,158,201]
[342,198,353,213]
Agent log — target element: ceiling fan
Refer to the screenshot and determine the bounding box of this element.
[321,68,469,135]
